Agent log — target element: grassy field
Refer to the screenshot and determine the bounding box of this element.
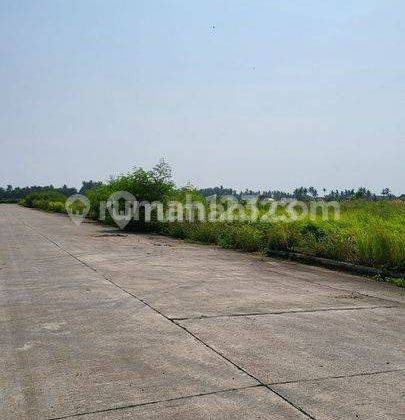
[158,200,405,273]
[20,167,405,275]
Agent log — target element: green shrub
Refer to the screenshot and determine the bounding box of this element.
[86,160,176,228]
[48,201,66,213]
[23,190,66,208]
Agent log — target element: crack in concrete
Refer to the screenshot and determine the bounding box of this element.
[171,304,399,321]
[267,367,405,386]
[263,265,404,306]
[47,384,262,420]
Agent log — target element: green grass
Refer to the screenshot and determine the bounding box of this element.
[0,199,19,204]
[385,277,405,288]
[155,207,404,274]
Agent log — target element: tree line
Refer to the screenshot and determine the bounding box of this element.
[1,182,402,202]
[0,181,102,202]
[197,186,402,201]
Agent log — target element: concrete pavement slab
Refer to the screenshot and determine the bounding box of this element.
[80,387,308,420]
[272,370,405,420]
[179,307,405,383]
[0,297,257,419]
[262,260,405,305]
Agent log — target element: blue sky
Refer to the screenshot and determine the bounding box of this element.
[1,1,404,193]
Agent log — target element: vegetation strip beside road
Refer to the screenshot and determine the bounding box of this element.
[6,161,404,283]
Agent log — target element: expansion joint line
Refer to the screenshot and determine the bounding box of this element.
[170,304,399,321]
[268,367,405,386]
[47,385,261,420]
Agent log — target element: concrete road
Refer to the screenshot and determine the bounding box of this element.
[0,204,404,419]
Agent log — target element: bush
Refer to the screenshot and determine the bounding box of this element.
[22,190,66,208]
[86,160,175,229]
[48,201,66,213]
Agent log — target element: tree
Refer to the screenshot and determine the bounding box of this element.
[79,180,103,194]
[354,187,375,200]
[198,186,237,198]
[381,187,391,198]
[151,158,172,183]
[59,184,77,197]
[293,187,308,200]
[308,186,318,199]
